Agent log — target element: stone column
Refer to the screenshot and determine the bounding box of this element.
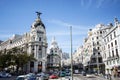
[28,44,32,54]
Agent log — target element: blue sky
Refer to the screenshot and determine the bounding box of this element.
[0,0,120,53]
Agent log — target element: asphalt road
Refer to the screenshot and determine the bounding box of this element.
[1,74,119,80]
[0,76,17,80]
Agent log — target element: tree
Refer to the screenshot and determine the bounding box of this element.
[0,47,36,74]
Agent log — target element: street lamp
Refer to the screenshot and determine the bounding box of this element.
[70,26,73,80]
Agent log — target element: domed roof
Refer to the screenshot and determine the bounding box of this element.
[50,37,59,49]
[31,12,45,29]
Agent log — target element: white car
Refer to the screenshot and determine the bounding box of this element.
[16,75,27,80]
[86,74,95,78]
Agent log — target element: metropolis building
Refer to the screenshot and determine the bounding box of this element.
[0,12,48,73]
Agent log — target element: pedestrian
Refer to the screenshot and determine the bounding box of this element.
[108,73,112,80]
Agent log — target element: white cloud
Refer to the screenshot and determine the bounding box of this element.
[47,30,87,37]
[47,19,92,37]
[47,19,91,30]
[46,19,90,52]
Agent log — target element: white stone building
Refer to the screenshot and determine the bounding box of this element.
[73,46,83,64]
[82,24,112,73]
[0,12,48,73]
[102,18,120,75]
[47,37,62,72]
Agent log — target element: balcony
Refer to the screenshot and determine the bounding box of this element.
[107,56,119,60]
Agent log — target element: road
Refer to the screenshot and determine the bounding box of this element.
[0,76,17,80]
[1,74,119,80]
[49,74,108,80]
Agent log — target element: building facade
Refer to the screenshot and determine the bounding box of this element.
[82,24,111,74]
[0,12,48,73]
[102,18,120,76]
[47,37,62,72]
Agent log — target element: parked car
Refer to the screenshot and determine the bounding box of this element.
[36,72,45,77]
[0,72,11,78]
[26,73,36,80]
[36,72,49,80]
[59,71,66,77]
[49,74,58,79]
[16,75,26,80]
[81,71,86,76]
[86,74,95,78]
[66,70,71,76]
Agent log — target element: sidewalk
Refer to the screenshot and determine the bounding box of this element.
[97,74,120,80]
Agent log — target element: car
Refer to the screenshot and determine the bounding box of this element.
[36,72,45,77]
[81,71,86,76]
[26,73,36,80]
[49,74,58,79]
[16,75,26,80]
[0,72,12,78]
[36,72,49,80]
[66,71,71,76]
[59,71,66,77]
[86,74,95,78]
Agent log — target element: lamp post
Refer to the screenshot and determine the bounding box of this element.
[70,26,73,80]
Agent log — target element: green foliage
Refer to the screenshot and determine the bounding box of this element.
[0,47,35,71]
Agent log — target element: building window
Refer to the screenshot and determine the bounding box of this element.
[111,42,113,47]
[107,37,109,42]
[107,61,108,65]
[104,39,106,42]
[112,50,114,57]
[97,47,99,50]
[93,42,95,46]
[32,46,34,50]
[110,34,112,40]
[115,40,117,45]
[109,51,111,57]
[98,52,100,55]
[113,60,115,64]
[39,37,41,41]
[33,37,35,41]
[97,42,99,45]
[108,44,110,49]
[100,31,102,34]
[116,49,119,57]
[97,37,98,39]
[39,53,42,58]
[114,31,116,37]
[92,38,94,40]
[39,46,42,50]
